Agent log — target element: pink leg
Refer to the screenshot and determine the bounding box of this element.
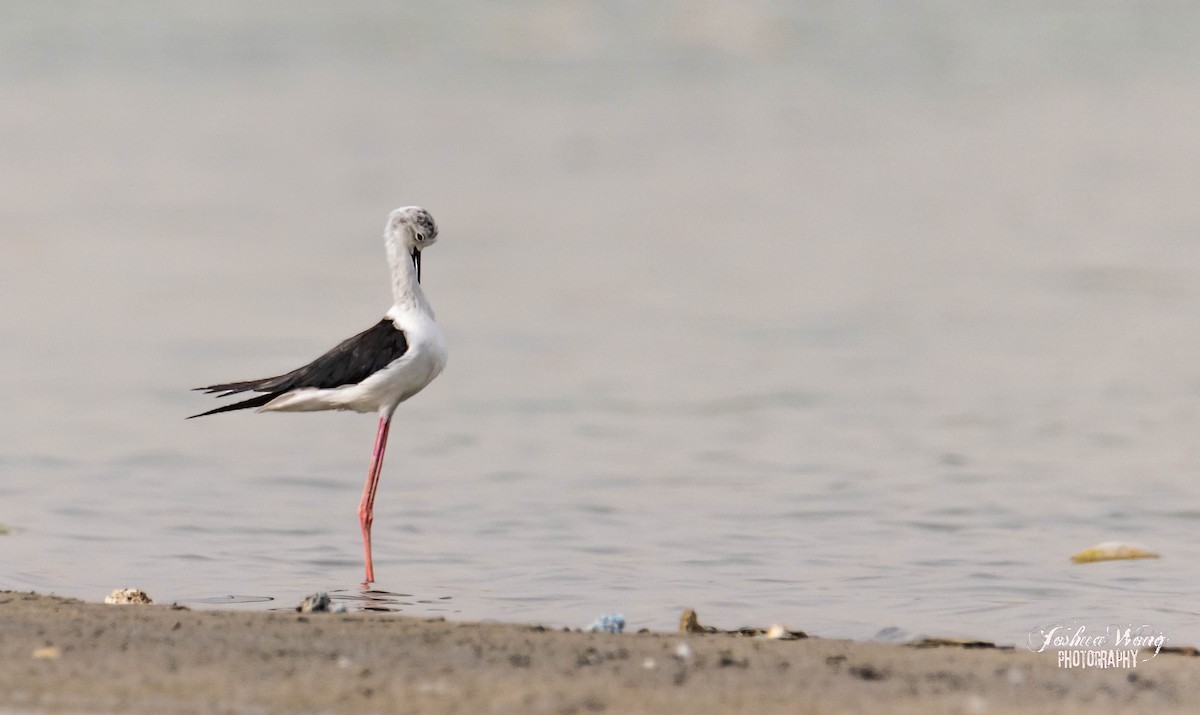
[358,414,392,584]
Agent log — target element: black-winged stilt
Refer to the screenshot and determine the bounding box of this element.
[191,206,448,584]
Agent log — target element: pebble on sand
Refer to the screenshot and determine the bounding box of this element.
[297,592,346,613]
[679,608,716,634]
[32,646,61,660]
[679,609,806,639]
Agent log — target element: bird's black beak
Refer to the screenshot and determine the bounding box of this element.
[411,248,421,283]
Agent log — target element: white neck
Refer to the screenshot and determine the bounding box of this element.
[385,236,432,316]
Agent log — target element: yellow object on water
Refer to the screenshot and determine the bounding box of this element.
[1071,542,1160,563]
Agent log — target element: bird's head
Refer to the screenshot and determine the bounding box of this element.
[386,206,438,281]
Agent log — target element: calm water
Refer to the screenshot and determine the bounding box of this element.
[3,2,1200,645]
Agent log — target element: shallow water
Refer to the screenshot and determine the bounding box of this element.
[3,2,1200,645]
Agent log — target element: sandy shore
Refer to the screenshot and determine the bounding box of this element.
[0,591,1195,714]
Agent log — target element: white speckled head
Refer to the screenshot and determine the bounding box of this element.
[386,206,438,252]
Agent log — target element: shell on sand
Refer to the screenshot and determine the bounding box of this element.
[1070,542,1160,563]
[105,588,154,605]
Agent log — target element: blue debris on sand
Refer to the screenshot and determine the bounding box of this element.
[587,614,626,634]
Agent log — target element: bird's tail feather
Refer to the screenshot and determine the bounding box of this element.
[193,378,274,397]
[187,392,280,419]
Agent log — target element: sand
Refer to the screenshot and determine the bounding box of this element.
[0,591,1195,714]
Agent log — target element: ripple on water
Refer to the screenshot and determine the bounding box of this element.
[328,589,458,614]
[184,595,275,605]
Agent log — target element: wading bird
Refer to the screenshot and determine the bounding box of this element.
[191,206,447,583]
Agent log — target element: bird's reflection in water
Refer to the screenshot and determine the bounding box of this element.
[182,591,455,615]
[330,588,458,614]
[186,595,275,605]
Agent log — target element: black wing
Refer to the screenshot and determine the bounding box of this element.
[189,318,408,418]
